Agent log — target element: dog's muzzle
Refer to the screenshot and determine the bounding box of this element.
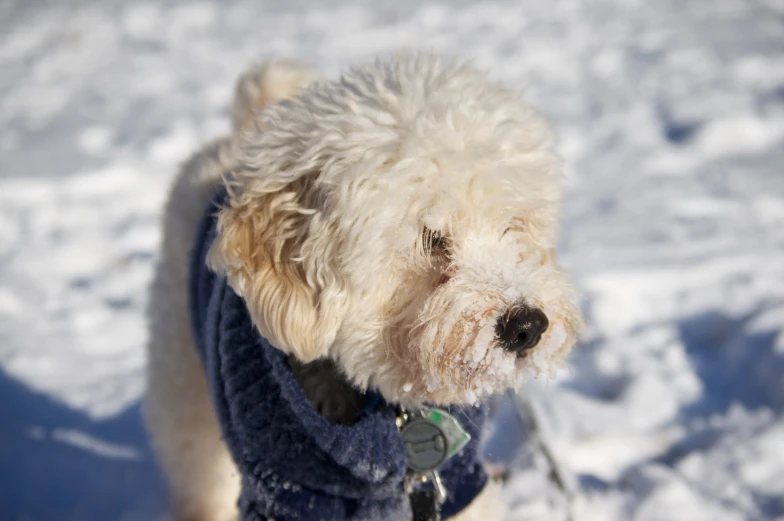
[496,305,549,355]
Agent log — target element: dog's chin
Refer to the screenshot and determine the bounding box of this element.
[370,342,522,408]
[373,319,577,408]
[379,371,519,409]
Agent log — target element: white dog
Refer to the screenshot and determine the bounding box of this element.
[145,54,582,521]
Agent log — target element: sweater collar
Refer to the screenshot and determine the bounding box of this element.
[261,342,408,489]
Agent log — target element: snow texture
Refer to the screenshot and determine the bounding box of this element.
[1,0,783,519]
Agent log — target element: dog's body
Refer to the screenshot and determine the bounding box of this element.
[145,55,581,521]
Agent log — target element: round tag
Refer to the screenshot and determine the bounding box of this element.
[401,418,449,473]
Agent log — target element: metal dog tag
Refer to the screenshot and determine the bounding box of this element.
[401,407,471,473]
[400,407,471,521]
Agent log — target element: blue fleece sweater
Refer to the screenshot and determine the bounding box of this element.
[188,188,488,521]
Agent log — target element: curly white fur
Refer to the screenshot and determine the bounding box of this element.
[208,53,582,407]
[146,53,582,521]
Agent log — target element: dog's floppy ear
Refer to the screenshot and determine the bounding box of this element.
[207,173,346,362]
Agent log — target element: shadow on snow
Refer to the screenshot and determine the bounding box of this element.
[0,367,166,521]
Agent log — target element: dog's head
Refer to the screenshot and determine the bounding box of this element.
[209,54,582,407]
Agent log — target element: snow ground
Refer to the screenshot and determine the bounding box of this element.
[1,0,783,519]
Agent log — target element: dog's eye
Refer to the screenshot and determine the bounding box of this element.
[423,228,448,256]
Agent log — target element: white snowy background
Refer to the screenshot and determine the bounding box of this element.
[1,0,783,519]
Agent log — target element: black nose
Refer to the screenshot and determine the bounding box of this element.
[496,306,549,354]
